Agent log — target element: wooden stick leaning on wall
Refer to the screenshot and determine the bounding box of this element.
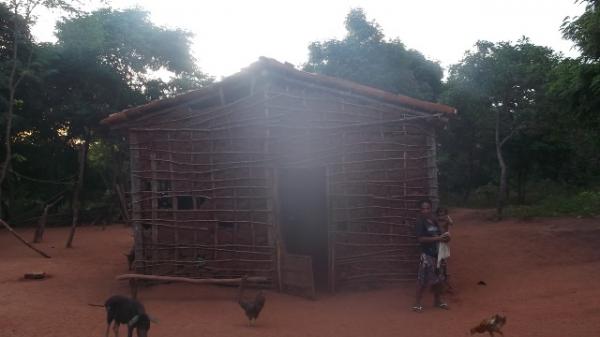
[114,183,130,226]
[1,219,51,258]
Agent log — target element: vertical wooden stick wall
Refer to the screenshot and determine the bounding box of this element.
[122,74,439,290]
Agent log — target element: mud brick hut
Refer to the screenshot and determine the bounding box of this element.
[102,57,456,297]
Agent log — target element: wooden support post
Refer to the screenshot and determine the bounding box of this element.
[129,131,143,274]
[150,153,159,274]
[66,139,89,248]
[129,278,138,299]
[167,132,179,275]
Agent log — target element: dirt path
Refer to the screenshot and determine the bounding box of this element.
[1,210,600,337]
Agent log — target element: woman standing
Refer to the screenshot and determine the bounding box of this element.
[412,199,450,312]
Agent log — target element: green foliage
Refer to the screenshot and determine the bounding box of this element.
[506,189,600,218]
[562,0,600,60]
[1,6,211,224]
[440,183,498,209]
[556,1,600,139]
[55,8,198,81]
[304,8,443,101]
[548,57,600,131]
[438,70,496,200]
[144,70,213,101]
[45,8,212,138]
[548,0,600,182]
[446,38,558,120]
[439,39,561,208]
[0,2,31,63]
[0,2,34,114]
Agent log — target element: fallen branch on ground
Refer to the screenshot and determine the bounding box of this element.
[0,219,51,258]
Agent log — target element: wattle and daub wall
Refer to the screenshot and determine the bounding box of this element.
[125,71,439,290]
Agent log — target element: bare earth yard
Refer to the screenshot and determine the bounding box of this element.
[1,209,600,337]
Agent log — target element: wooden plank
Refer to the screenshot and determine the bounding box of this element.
[281,253,315,299]
[117,273,268,284]
[167,132,179,276]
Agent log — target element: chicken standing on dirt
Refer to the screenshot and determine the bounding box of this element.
[237,275,266,326]
[470,314,507,336]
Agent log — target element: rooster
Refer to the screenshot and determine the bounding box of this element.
[470,314,506,336]
[237,275,266,326]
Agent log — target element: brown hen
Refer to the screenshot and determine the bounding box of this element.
[470,314,506,336]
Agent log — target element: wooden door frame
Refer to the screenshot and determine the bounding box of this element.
[273,166,330,297]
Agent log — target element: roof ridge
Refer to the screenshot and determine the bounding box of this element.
[101,57,456,127]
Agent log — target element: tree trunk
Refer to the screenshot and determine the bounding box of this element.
[517,169,527,204]
[0,3,29,220]
[462,147,475,204]
[495,110,508,220]
[496,160,508,219]
[65,137,89,248]
[33,193,64,243]
[0,73,17,221]
[505,174,510,201]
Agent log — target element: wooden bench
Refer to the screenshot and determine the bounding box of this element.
[116,274,269,299]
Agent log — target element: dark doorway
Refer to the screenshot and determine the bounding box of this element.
[278,167,329,292]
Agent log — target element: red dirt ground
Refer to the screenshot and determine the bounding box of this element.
[2,209,600,337]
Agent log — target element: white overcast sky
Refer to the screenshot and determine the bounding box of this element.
[32,0,585,79]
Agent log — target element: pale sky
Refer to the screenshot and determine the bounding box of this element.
[32,0,585,79]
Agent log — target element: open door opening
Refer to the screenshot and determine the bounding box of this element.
[278,167,329,296]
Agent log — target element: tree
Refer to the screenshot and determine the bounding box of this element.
[47,8,211,247]
[0,0,78,219]
[304,8,443,101]
[558,0,600,130]
[443,39,559,218]
[438,76,496,203]
[543,0,600,183]
[562,0,600,61]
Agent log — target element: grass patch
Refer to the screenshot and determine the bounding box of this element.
[506,190,600,218]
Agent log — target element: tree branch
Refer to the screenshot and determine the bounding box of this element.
[1,218,51,258]
[499,129,515,147]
